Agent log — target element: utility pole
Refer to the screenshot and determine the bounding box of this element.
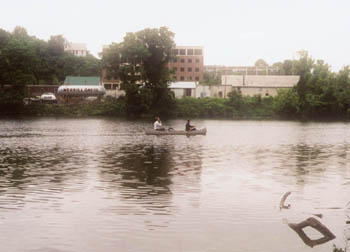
[224,68,227,98]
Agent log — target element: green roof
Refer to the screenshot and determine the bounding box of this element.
[64,76,101,86]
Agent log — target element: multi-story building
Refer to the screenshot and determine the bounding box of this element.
[64,41,88,57]
[168,46,204,82]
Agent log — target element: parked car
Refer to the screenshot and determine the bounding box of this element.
[40,93,57,103]
[23,97,41,105]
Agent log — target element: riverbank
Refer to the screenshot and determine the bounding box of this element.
[2,95,350,121]
[1,96,277,119]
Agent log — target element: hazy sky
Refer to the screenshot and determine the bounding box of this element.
[1,0,350,71]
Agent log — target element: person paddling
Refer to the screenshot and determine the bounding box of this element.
[154,117,165,131]
[185,120,196,131]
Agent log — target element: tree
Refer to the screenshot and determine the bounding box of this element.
[48,35,65,56]
[102,27,176,116]
[255,59,268,67]
[273,88,300,116]
[293,50,314,112]
[200,71,221,85]
[282,60,295,75]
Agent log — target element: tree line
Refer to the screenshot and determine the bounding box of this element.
[1,26,350,119]
[0,26,100,86]
[0,26,100,114]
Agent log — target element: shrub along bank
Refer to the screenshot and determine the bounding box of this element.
[11,92,276,119]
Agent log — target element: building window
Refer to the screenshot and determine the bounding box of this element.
[189,76,193,80]
[195,68,200,72]
[180,49,186,55]
[195,59,200,63]
[265,93,269,96]
[195,76,199,81]
[172,49,179,55]
[188,58,192,63]
[104,84,112,90]
[172,58,177,63]
[173,67,177,72]
[188,67,192,72]
[180,58,185,63]
[187,49,194,55]
[195,49,202,55]
[180,76,185,81]
[180,67,185,72]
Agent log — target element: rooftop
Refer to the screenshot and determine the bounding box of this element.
[64,76,101,86]
[169,82,197,89]
[64,43,87,51]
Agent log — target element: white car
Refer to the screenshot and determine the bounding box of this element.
[40,92,56,100]
[40,93,57,103]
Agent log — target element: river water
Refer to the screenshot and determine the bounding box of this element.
[0,118,350,252]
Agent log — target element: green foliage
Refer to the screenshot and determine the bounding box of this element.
[174,94,275,119]
[20,98,126,117]
[0,86,25,115]
[273,89,300,117]
[102,27,176,117]
[0,26,100,85]
[200,71,221,85]
[0,26,101,115]
[175,97,229,118]
[333,245,346,252]
[255,59,268,67]
[270,51,350,119]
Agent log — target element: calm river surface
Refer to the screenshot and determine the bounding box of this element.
[1,118,350,252]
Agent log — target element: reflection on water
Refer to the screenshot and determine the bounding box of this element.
[288,217,336,248]
[0,118,350,252]
[99,145,175,215]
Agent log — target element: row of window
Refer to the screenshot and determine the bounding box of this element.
[104,84,120,90]
[71,50,86,55]
[173,67,200,72]
[172,49,203,56]
[174,76,200,81]
[171,58,201,63]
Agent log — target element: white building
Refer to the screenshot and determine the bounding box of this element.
[64,41,88,57]
[221,75,300,97]
[169,82,197,98]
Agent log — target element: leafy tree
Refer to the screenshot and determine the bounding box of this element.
[293,50,314,113]
[273,88,300,116]
[102,27,176,116]
[255,59,268,67]
[0,26,101,115]
[226,89,245,115]
[200,71,221,85]
[48,35,65,56]
[282,60,295,75]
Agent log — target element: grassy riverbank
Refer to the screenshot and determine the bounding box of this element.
[10,95,277,119]
[3,92,350,121]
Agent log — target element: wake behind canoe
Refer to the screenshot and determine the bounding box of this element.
[145,128,207,136]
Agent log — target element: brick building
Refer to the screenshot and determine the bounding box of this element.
[100,45,204,98]
[168,46,204,82]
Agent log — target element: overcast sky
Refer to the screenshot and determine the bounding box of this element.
[1,0,350,71]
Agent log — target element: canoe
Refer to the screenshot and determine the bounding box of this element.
[145,128,207,136]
